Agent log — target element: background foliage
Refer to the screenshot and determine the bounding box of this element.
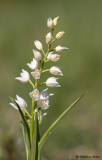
[0,0,102,159]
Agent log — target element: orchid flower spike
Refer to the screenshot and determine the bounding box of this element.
[10,95,27,110]
[15,69,30,83]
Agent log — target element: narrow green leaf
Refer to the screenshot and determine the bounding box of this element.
[39,93,85,150]
[10,97,31,149]
[15,101,31,148]
[30,112,39,160]
[22,121,30,160]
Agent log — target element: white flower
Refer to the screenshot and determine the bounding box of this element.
[47,52,60,62]
[56,31,65,39]
[50,54,60,62]
[15,69,30,83]
[10,95,27,110]
[37,99,49,110]
[47,17,54,29]
[50,66,63,76]
[46,32,52,44]
[31,69,40,79]
[46,77,60,87]
[36,88,54,110]
[42,112,47,118]
[33,50,42,61]
[27,58,38,70]
[34,40,43,50]
[53,16,59,26]
[29,89,39,101]
[39,88,54,100]
[55,45,69,52]
[47,52,53,60]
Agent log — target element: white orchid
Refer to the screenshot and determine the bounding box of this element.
[29,89,40,101]
[46,32,52,44]
[53,16,59,26]
[47,17,54,29]
[39,88,54,100]
[10,95,27,110]
[50,66,63,76]
[47,52,60,62]
[34,40,43,50]
[37,99,49,110]
[31,69,40,79]
[55,45,69,52]
[10,16,72,160]
[27,58,38,70]
[46,77,60,87]
[15,69,30,83]
[56,31,65,39]
[33,50,42,61]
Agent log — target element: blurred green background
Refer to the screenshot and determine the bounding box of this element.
[0,0,102,160]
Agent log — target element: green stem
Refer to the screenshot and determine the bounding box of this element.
[23,108,31,119]
[51,37,56,43]
[46,45,51,58]
[42,69,50,73]
[39,82,46,87]
[34,79,39,89]
[44,59,50,63]
[51,28,54,38]
[28,79,35,89]
[30,99,35,145]
[41,48,46,57]
[38,149,41,160]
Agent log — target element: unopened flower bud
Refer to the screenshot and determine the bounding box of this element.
[56,31,65,39]
[55,45,69,52]
[46,32,52,44]
[33,50,42,61]
[34,40,43,50]
[47,52,60,62]
[46,77,60,87]
[50,66,63,76]
[47,17,54,29]
[53,16,59,26]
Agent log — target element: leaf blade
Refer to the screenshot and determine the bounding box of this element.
[30,112,39,160]
[10,97,31,149]
[39,92,85,150]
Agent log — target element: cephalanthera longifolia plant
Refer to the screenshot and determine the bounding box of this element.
[10,16,85,160]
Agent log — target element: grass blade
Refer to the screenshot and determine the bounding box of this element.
[39,92,85,150]
[22,121,30,160]
[30,112,39,160]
